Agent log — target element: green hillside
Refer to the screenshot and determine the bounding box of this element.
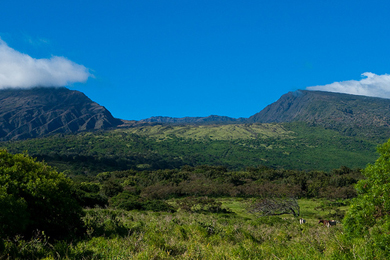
[0,122,384,174]
[121,123,293,140]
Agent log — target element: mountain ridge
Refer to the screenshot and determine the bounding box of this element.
[248,90,390,127]
[2,87,390,141]
[0,87,122,140]
[2,88,390,171]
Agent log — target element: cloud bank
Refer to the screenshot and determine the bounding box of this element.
[0,39,91,89]
[306,72,390,99]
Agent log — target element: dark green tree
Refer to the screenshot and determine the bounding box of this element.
[0,150,84,239]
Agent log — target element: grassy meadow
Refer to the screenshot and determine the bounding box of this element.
[1,198,376,260]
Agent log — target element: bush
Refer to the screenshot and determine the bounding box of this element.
[343,140,390,256]
[177,196,231,213]
[73,182,108,208]
[0,150,84,239]
[102,179,123,197]
[110,191,175,212]
[110,191,142,210]
[142,199,175,212]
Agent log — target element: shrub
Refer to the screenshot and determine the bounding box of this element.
[102,179,123,197]
[0,150,84,239]
[73,182,108,208]
[110,191,175,212]
[344,140,390,256]
[177,196,231,213]
[110,191,142,210]
[142,199,175,212]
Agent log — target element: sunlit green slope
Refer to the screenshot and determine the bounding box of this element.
[121,123,293,140]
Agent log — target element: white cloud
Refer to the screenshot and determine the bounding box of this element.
[306,72,390,98]
[0,38,92,89]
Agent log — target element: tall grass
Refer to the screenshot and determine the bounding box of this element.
[0,199,382,259]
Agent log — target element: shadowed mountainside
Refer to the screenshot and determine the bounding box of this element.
[2,88,390,142]
[248,90,390,127]
[2,88,390,172]
[0,87,122,140]
[140,90,390,133]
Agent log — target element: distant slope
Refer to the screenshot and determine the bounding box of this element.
[248,90,390,127]
[123,123,292,140]
[1,122,380,173]
[138,90,390,133]
[139,115,245,124]
[0,87,122,140]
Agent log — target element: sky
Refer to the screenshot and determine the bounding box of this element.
[1,0,390,120]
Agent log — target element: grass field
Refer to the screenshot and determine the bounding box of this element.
[3,198,367,260]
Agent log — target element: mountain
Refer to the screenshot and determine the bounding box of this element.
[0,87,122,140]
[248,90,390,128]
[140,90,390,131]
[2,88,389,172]
[2,87,390,143]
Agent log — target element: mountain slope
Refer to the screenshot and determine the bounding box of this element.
[1,88,388,172]
[0,87,122,140]
[248,90,390,127]
[1,122,379,173]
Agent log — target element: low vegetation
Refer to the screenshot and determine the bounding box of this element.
[1,134,390,259]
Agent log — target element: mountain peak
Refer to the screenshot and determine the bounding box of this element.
[0,87,122,140]
[248,90,390,128]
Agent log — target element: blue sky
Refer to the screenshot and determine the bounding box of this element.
[1,0,390,120]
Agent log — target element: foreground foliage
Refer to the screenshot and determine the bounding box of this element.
[1,207,386,260]
[344,139,390,257]
[0,150,84,240]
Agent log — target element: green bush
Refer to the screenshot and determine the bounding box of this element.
[102,179,123,197]
[0,150,84,239]
[110,191,142,210]
[344,139,390,256]
[142,199,175,212]
[110,191,175,212]
[73,182,108,208]
[178,196,231,213]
